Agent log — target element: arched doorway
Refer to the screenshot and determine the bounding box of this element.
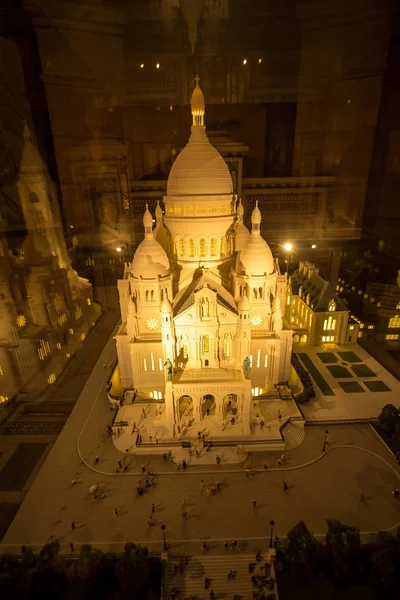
[178,395,193,420]
[293,334,300,343]
[223,394,238,419]
[200,394,215,418]
[300,334,308,343]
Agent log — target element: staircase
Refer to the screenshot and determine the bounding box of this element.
[163,552,275,599]
[170,445,248,466]
[282,422,304,449]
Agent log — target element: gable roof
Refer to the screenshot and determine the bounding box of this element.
[291,269,348,312]
[174,273,238,317]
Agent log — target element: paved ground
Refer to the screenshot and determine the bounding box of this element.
[296,343,400,421]
[2,320,400,554]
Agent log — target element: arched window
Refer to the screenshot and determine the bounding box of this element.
[210,238,217,257]
[151,290,154,301]
[323,318,327,330]
[203,335,209,353]
[258,287,263,299]
[199,238,206,257]
[183,344,188,359]
[225,340,230,358]
[227,235,232,254]
[220,236,226,255]
[188,238,195,257]
[253,288,258,299]
[178,238,184,257]
[145,290,149,302]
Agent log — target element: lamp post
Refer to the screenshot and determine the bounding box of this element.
[283,243,293,276]
[161,524,167,551]
[269,519,275,548]
[322,429,329,452]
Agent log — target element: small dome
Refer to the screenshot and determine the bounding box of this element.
[131,238,170,279]
[236,235,275,276]
[235,221,250,251]
[167,126,233,196]
[238,294,250,311]
[161,296,173,313]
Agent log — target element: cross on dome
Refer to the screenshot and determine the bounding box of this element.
[191,75,205,126]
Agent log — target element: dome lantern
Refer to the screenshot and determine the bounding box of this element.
[191,75,205,127]
[143,204,153,240]
[155,200,163,223]
[251,201,262,237]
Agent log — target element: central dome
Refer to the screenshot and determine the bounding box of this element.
[167,127,233,196]
[167,78,233,197]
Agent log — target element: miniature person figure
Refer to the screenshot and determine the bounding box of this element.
[243,356,251,379]
[164,358,173,381]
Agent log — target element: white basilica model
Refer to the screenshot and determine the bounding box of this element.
[116,79,293,438]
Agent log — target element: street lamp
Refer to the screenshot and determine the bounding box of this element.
[322,429,329,452]
[116,247,122,253]
[283,243,293,275]
[161,524,167,551]
[269,519,275,548]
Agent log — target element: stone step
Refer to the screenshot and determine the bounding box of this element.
[163,553,273,599]
[170,446,248,466]
[282,422,304,449]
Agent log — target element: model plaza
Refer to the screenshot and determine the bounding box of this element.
[112,79,301,456]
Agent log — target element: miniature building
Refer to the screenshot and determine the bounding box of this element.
[286,261,357,345]
[116,80,293,437]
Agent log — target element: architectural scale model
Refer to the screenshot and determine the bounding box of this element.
[115,79,294,439]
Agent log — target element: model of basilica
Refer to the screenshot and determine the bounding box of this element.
[116,79,293,438]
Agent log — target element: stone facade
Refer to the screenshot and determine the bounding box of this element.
[115,83,293,437]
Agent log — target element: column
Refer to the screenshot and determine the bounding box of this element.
[242,382,252,435]
[193,396,201,423]
[164,382,175,438]
[216,395,224,425]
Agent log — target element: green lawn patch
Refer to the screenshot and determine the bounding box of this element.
[351,364,376,378]
[338,381,365,393]
[337,351,362,362]
[297,353,335,396]
[316,352,338,364]
[327,365,353,378]
[363,380,391,392]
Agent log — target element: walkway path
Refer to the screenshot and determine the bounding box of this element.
[2,329,400,555]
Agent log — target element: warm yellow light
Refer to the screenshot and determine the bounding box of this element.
[258,58,262,64]
[156,63,160,69]
[140,63,144,69]
[116,247,122,252]
[70,225,74,228]
[284,243,293,252]
[311,244,317,249]
[243,58,247,65]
